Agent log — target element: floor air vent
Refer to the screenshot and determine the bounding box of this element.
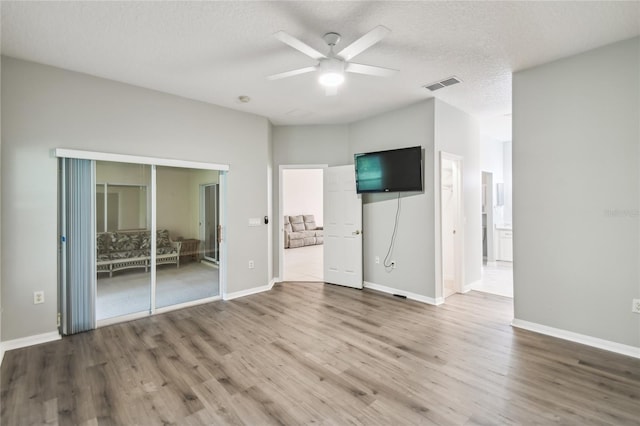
[424,76,462,91]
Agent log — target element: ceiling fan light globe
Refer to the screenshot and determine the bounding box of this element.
[319,72,345,87]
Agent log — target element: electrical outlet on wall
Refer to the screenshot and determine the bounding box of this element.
[632,299,640,314]
[375,256,380,264]
[33,291,44,304]
[248,260,255,269]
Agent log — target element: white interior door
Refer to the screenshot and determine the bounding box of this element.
[323,165,363,289]
[440,153,464,298]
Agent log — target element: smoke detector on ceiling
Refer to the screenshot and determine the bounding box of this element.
[424,76,462,92]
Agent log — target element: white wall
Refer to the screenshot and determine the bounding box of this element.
[1,57,272,341]
[350,100,437,298]
[480,134,505,185]
[434,99,482,294]
[502,141,513,225]
[480,134,505,255]
[283,169,323,226]
[513,37,639,348]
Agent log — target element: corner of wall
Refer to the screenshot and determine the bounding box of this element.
[267,121,274,283]
[1,53,3,358]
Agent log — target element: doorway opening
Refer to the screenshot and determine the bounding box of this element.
[440,152,464,299]
[279,166,326,282]
[482,171,495,264]
[473,139,514,298]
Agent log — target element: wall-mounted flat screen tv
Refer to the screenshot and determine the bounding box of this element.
[354,146,423,194]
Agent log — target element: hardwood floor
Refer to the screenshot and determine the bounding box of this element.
[2,282,639,425]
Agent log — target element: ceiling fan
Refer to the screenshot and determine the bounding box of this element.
[267,26,398,95]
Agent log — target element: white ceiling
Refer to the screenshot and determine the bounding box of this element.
[2,1,639,137]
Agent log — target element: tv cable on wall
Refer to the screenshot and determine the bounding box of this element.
[383,193,401,269]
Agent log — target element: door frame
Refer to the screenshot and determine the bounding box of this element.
[439,152,465,299]
[199,183,220,263]
[278,164,328,282]
[482,171,496,263]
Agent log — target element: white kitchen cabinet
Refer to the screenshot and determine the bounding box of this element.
[497,228,513,261]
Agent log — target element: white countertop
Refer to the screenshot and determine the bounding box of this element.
[495,224,512,231]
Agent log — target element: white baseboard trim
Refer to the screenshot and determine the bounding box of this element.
[511,319,640,359]
[224,280,276,301]
[1,331,62,363]
[462,280,480,294]
[364,281,444,305]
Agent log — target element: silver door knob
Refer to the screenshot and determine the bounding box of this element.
[352,230,361,235]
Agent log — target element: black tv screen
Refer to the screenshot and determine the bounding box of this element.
[354,146,423,193]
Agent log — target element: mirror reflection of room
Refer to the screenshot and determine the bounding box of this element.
[95,161,220,321]
[96,183,147,232]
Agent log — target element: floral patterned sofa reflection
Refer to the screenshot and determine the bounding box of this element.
[96,229,182,277]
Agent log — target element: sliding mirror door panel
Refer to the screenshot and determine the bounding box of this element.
[155,166,219,308]
[95,161,151,320]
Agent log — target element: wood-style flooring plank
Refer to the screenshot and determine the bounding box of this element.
[2,282,639,425]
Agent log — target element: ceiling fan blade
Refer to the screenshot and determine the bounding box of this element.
[337,25,390,61]
[325,86,338,96]
[274,31,326,60]
[346,62,398,77]
[267,66,317,80]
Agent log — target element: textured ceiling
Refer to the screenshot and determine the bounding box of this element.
[1,1,639,135]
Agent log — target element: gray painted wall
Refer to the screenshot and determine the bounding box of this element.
[513,37,640,347]
[0,56,2,351]
[349,101,437,297]
[272,100,482,301]
[271,125,350,279]
[434,99,482,296]
[1,57,272,341]
[503,142,513,225]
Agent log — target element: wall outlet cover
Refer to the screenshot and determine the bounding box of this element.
[632,299,640,314]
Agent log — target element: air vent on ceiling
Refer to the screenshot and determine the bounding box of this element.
[424,76,462,92]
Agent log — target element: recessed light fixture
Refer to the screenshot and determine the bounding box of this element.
[238,95,251,103]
